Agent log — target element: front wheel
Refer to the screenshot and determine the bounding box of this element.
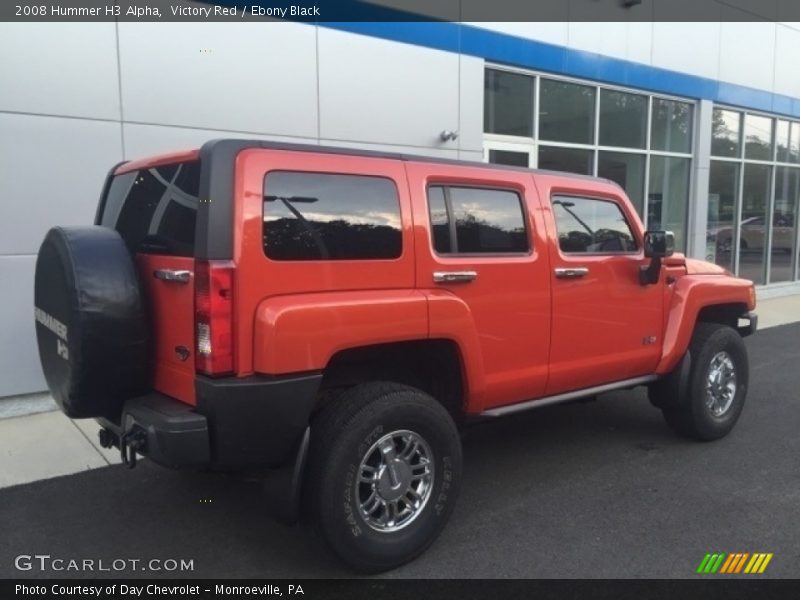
[306,382,462,572]
[661,323,749,441]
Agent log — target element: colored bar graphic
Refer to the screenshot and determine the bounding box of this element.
[734,553,749,573]
[719,554,736,574]
[697,554,712,573]
[700,552,773,574]
[758,554,773,573]
[710,554,726,573]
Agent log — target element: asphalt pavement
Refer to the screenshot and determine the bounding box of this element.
[1,323,798,579]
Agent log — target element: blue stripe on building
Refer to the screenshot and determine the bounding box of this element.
[321,21,800,119]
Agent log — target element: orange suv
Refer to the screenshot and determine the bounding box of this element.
[34,140,757,572]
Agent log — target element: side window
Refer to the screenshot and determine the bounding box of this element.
[427,186,529,254]
[100,161,200,257]
[552,195,637,254]
[263,172,402,260]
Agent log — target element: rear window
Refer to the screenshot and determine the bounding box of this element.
[100,161,200,257]
[263,171,402,261]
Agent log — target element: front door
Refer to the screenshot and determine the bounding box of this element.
[538,177,664,395]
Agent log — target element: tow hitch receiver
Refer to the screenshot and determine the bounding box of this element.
[120,426,147,469]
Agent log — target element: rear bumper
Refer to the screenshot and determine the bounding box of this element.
[99,372,322,470]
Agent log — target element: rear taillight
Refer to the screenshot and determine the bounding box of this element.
[195,260,234,376]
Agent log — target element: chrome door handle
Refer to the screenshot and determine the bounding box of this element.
[554,267,589,279]
[153,269,192,284]
[433,271,478,284]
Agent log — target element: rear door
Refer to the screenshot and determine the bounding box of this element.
[406,162,552,412]
[99,161,201,404]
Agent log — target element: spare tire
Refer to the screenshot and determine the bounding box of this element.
[34,226,149,419]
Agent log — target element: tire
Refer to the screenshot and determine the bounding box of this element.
[660,323,749,441]
[34,226,149,419]
[306,382,462,572]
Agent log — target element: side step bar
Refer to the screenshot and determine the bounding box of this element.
[480,375,659,418]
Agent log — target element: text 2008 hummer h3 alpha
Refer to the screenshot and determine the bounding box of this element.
[34,140,757,572]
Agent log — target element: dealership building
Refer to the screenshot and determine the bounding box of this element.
[2,12,800,397]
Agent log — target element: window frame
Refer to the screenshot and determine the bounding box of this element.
[261,169,404,262]
[425,183,533,257]
[550,193,641,257]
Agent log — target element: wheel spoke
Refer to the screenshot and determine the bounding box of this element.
[356,429,435,532]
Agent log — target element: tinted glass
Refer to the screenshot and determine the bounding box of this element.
[428,186,528,254]
[100,161,200,257]
[712,109,742,158]
[428,185,451,253]
[484,69,534,137]
[771,167,799,283]
[538,146,594,175]
[263,172,401,261]
[777,121,800,164]
[744,114,773,161]
[597,151,646,217]
[599,89,647,149]
[488,149,530,167]
[552,196,637,253]
[648,156,691,252]
[539,79,596,144]
[707,161,739,270]
[651,99,693,153]
[738,163,771,284]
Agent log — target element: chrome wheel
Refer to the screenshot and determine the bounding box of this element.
[706,351,737,417]
[356,429,434,533]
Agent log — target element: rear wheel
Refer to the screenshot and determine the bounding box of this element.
[306,382,462,572]
[660,323,749,441]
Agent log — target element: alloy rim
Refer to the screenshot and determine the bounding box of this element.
[705,351,737,417]
[355,429,434,533]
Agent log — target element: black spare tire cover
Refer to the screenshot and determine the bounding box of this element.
[34,226,149,419]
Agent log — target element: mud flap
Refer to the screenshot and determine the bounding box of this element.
[263,427,310,524]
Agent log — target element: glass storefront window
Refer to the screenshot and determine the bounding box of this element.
[651,99,693,154]
[738,163,771,284]
[648,156,691,252]
[598,151,646,216]
[488,149,530,167]
[537,146,594,175]
[599,90,647,149]
[777,121,800,165]
[772,167,799,283]
[539,79,596,144]
[707,161,739,270]
[484,69,534,137]
[712,109,742,158]
[744,114,774,161]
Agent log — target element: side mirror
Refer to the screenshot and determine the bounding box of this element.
[644,230,675,258]
[640,231,675,285]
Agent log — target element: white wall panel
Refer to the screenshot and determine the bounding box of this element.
[470,22,569,47]
[458,55,485,155]
[0,23,120,120]
[122,123,310,160]
[568,22,629,62]
[651,22,721,80]
[626,22,654,65]
[318,28,460,148]
[0,256,45,397]
[719,21,777,92]
[0,113,122,255]
[774,25,800,99]
[118,22,318,137]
